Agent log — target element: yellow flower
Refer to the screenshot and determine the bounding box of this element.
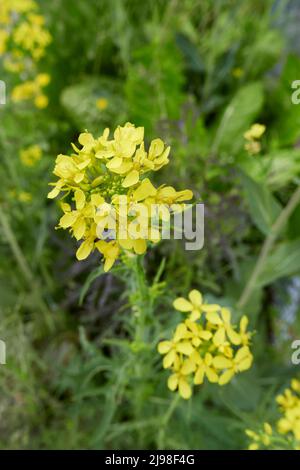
[167,360,193,400]
[213,346,253,385]
[20,144,42,167]
[96,97,108,110]
[244,123,266,155]
[206,307,242,347]
[173,289,220,321]
[18,191,32,202]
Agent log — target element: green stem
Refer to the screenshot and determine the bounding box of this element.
[133,254,149,343]
[0,205,54,331]
[158,393,180,449]
[238,185,300,309]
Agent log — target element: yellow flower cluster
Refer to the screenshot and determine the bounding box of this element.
[0,0,51,62]
[246,379,300,450]
[158,290,253,399]
[20,144,42,167]
[48,122,193,272]
[277,379,300,442]
[11,73,50,108]
[0,0,51,107]
[244,123,266,155]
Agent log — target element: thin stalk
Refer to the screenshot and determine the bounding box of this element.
[157,393,180,449]
[0,205,54,331]
[238,185,300,309]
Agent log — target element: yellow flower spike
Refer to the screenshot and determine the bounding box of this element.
[48,123,192,271]
[160,291,253,398]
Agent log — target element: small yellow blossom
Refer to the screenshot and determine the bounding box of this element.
[20,144,42,167]
[246,378,300,450]
[244,123,266,155]
[96,97,109,110]
[18,191,32,202]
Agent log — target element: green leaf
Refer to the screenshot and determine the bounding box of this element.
[240,149,300,189]
[240,172,282,235]
[61,77,125,133]
[257,239,300,287]
[79,265,104,306]
[213,82,264,154]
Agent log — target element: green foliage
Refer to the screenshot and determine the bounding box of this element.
[1,0,300,451]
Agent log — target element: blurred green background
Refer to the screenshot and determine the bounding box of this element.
[1,0,300,449]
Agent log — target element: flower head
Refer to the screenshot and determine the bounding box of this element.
[48,123,193,271]
[158,290,253,399]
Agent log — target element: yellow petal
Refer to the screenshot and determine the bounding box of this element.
[206,311,222,325]
[132,178,157,201]
[213,327,226,346]
[178,378,192,399]
[173,297,193,312]
[106,156,123,170]
[202,304,220,313]
[194,365,205,385]
[206,367,219,383]
[74,189,86,210]
[181,359,196,375]
[73,218,86,240]
[132,238,147,255]
[226,327,242,346]
[157,341,172,354]
[168,374,178,391]
[122,170,140,188]
[78,132,94,146]
[176,341,194,356]
[213,355,232,369]
[188,289,202,307]
[163,350,176,369]
[59,212,77,228]
[76,239,94,260]
[219,369,234,385]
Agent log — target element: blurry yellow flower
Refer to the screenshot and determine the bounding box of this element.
[20,144,42,167]
[96,97,108,110]
[18,191,32,202]
[244,123,266,155]
[11,74,50,108]
[232,67,244,78]
[34,94,48,109]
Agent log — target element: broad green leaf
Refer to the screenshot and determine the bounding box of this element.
[240,149,300,189]
[257,239,300,287]
[240,172,282,235]
[213,82,264,154]
[61,77,125,133]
